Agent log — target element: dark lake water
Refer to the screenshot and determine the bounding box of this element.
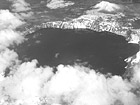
[16,28,139,75]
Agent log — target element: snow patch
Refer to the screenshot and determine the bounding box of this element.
[93,1,120,12]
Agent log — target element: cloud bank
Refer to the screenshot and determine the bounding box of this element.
[0,9,24,78]
[0,10,24,47]
[0,62,140,105]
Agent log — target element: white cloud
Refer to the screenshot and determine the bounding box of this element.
[7,0,34,19]
[0,10,24,47]
[131,62,140,83]
[0,29,24,47]
[8,0,31,12]
[0,9,25,87]
[42,65,139,105]
[0,48,18,76]
[0,60,54,104]
[0,63,140,105]
[93,1,120,12]
[46,0,74,9]
[0,9,25,86]
[0,10,24,29]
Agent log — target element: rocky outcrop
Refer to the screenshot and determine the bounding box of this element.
[23,13,140,42]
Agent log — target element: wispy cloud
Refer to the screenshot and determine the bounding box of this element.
[8,0,31,12]
[46,0,74,9]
